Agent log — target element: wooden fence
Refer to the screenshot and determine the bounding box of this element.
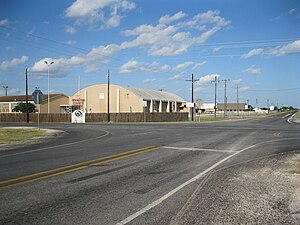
[0,112,188,123]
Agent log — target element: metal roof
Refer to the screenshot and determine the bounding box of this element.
[125,86,186,102]
[0,94,68,103]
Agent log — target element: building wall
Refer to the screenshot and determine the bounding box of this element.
[40,95,69,113]
[70,84,143,113]
[0,101,34,113]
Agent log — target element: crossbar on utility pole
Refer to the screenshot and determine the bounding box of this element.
[186,73,199,121]
[222,79,229,119]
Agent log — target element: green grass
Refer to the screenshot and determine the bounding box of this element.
[289,160,300,174]
[0,128,46,144]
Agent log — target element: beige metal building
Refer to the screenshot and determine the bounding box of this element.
[68,84,187,113]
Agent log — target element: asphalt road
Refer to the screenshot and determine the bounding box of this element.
[0,113,299,225]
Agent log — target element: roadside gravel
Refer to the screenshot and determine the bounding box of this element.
[172,152,300,225]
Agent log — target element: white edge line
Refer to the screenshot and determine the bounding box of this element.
[163,146,235,153]
[287,112,296,124]
[116,144,256,225]
[0,130,110,159]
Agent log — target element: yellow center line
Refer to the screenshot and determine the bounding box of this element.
[0,146,161,191]
[0,146,155,186]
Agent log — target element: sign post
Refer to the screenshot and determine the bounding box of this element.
[32,89,43,130]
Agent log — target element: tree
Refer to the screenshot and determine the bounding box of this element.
[12,103,36,113]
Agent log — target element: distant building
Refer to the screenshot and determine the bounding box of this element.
[200,103,215,113]
[217,103,248,111]
[68,84,187,113]
[0,94,69,113]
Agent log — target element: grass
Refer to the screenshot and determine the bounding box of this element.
[289,160,300,174]
[0,128,46,144]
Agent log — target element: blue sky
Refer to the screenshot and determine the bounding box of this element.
[0,0,299,107]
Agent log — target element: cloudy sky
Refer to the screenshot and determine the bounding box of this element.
[0,0,299,107]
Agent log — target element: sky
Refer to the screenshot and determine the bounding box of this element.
[0,0,299,108]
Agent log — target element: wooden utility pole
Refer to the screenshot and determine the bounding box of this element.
[236,84,239,117]
[186,73,199,121]
[222,79,229,118]
[107,69,110,123]
[212,76,218,119]
[25,68,29,123]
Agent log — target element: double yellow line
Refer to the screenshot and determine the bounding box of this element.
[0,146,160,191]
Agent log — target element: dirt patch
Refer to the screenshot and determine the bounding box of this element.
[174,152,300,225]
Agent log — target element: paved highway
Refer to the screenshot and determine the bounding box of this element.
[0,113,299,224]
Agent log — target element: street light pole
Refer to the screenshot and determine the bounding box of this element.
[44,61,54,114]
[3,86,8,96]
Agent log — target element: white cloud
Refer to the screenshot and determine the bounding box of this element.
[30,44,121,76]
[198,74,220,86]
[232,79,242,85]
[65,26,77,34]
[289,8,297,15]
[173,61,194,71]
[0,56,28,71]
[268,40,300,57]
[213,47,221,52]
[159,11,187,24]
[119,60,139,73]
[180,10,230,31]
[119,60,169,74]
[192,61,207,70]
[0,19,8,26]
[64,40,77,45]
[143,78,157,83]
[65,0,136,29]
[239,86,250,92]
[5,46,14,51]
[243,65,261,75]
[121,10,230,56]
[168,73,185,80]
[241,48,264,58]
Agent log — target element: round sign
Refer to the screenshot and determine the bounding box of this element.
[74,110,83,118]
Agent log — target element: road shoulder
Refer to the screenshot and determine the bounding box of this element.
[173,151,300,225]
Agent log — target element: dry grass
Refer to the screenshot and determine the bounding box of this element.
[289,160,300,174]
[0,128,46,144]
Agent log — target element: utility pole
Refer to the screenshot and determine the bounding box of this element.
[212,76,219,119]
[25,68,29,123]
[2,86,8,96]
[107,69,110,123]
[222,79,229,118]
[236,84,239,117]
[186,73,199,121]
[44,61,54,114]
